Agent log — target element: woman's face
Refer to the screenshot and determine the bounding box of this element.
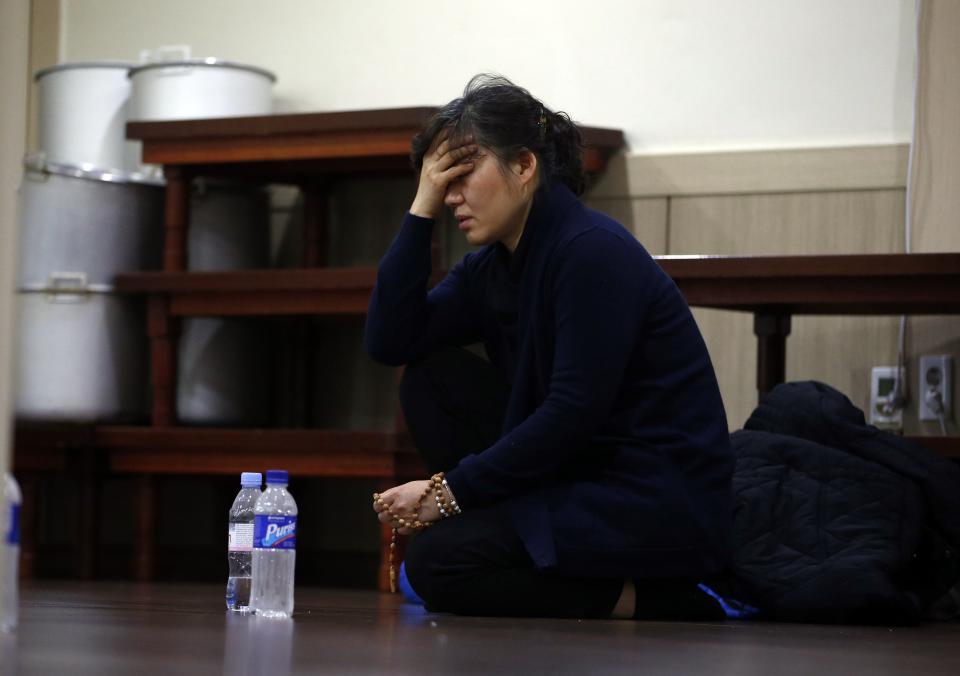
[443,147,536,252]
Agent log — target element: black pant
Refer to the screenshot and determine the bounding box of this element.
[399,347,725,621]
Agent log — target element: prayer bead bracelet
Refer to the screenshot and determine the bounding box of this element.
[372,472,461,592]
[442,478,462,515]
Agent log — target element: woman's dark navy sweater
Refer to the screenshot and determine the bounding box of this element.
[366,182,734,580]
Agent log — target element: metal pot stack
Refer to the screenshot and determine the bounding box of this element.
[16,61,163,421]
[17,51,277,424]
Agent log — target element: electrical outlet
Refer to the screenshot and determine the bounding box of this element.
[919,355,953,422]
[870,366,905,429]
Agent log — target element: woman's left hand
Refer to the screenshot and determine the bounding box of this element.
[373,480,440,534]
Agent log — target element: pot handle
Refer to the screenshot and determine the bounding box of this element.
[139,45,193,76]
[46,272,90,303]
[20,152,51,186]
[140,44,191,63]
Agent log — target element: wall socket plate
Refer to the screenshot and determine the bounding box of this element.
[870,366,905,429]
[919,354,953,421]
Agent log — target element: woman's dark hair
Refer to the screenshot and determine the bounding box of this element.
[412,74,586,195]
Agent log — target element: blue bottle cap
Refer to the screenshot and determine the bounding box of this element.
[240,472,262,488]
[265,469,289,485]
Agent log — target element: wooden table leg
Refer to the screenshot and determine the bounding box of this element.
[132,474,157,582]
[301,182,327,267]
[300,183,327,427]
[130,164,190,584]
[148,296,179,427]
[76,449,99,580]
[754,312,792,398]
[162,165,191,272]
[151,162,187,428]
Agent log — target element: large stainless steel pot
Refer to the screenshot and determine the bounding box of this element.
[17,158,163,287]
[189,180,269,270]
[34,62,139,172]
[129,58,275,122]
[177,318,269,425]
[14,282,146,422]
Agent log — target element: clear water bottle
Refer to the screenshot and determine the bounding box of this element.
[1,472,21,633]
[226,472,262,612]
[250,469,297,618]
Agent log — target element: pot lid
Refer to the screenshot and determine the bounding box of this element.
[18,282,114,295]
[128,58,276,82]
[34,61,136,81]
[22,155,165,187]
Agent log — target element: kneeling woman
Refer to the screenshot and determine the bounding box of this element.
[367,75,733,620]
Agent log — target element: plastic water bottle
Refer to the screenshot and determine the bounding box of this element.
[1,473,21,633]
[226,472,262,612]
[250,469,297,618]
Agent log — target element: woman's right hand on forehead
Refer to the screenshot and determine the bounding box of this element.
[409,132,477,219]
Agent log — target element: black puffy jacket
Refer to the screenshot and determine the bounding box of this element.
[729,381,960,624]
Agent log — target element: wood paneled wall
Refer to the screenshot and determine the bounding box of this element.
[906,0,960,436]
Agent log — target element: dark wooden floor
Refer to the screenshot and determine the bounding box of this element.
[2,582,958,675]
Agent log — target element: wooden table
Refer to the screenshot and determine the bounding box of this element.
[655,253,960,396]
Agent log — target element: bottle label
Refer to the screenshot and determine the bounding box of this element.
[228,522,254,552]
[6,504,20,546]
[254,515,296,550]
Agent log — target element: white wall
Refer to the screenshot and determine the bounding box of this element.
[60,0,915,154]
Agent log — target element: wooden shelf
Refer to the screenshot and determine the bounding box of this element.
[116,267,380,316]
[11,423,92,471]
[115,253,960,318]
[126,107,626,179]
[15,425,955,492]
[15,425,956,479]
[103,427,420,478]
[14,425,425,479]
